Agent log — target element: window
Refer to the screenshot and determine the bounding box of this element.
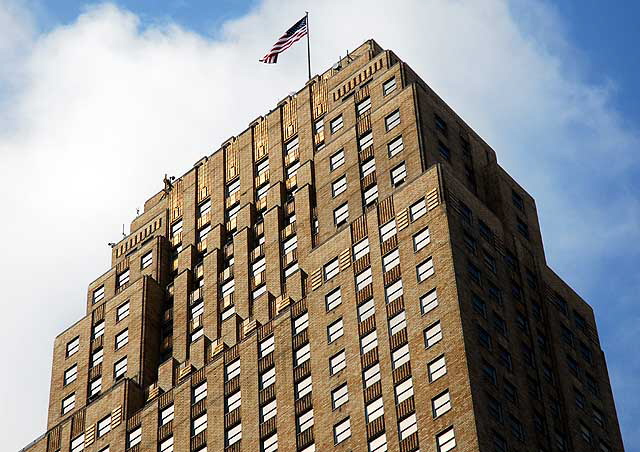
[360,156,376,177]
[356,267,373,291]
[161,404,174,425]
[399,413,417,440]
[89,377,102,398]
[580,422,593,444]
[504,380,518,404]
[332,175,347,198]
[593,406,606,428]
[385,109,400,131]
[420,288,438,314]
[117,269,130,288]
[333,203,349,227]
[328,318,344,343]
[226,359,241,380]
[70,434,84,452]
[115,329,129,350]
[353,238,370,261]
[428,354,447,382]
[141,251,152,269]
[380,219,397,242]
[97,415,111,437]
[390,162,407,187]
[192,413,207,436]
[330,115,344,133]
[226,178,240,197]
[472,294,487,317]
[160,437,174,452]
[256,158,269,177]
[436,427,456,452]
[117,301,130,321]
[295,343,310,366]
[366,397,384,422]
[438,141,451,161]
[383,77,396,95]
[293,312,309,334]
[325,287,342,312]
[262,433,278,452]
[413,227,431,251]
[221,278,235,297]
[221,304,235,321]
[395,377,414,403]
[226,423,242,446]
[128,427,141,448]
[417,257,435,282]
[482,360,497,385]
[368,433,387,452]
[432,390,452,418]
[409,199,426,221]
[388,135,403,157]
[64,364,78,385]
[357,97,371,116]
[260,367,276,389]
[91,348,103,367]
[256,182,269,201]
[61,393,75,414]
[493,433,507,452]
[385,279,403,304]
[330,149,345,170]
[364,184,379,206]
[382,249,400,272]
[392,344,410,369]
[297,409,314,432]
[92,320,105,339]
[226,390,241,412]
[332,383,349,409]
[468,262,481,284]
[199,224,212,241]
[358,298,375,322]
[330,350,346,375]
[296,375,312,399]
[93,285,105,304]
[359,131,373,150]
[363,363,381,388]
[193,381,207,403]
[360,330,378,354]
[252,257,266,276]
[425,321,443,347]
[259,335,274,358]
[388,310,406,336]
[283,235,298,254]
[334,417,351,444]
[517,217,529,239]
[66,336,80,357]
[261,399,277,422]
[114,357,127,380]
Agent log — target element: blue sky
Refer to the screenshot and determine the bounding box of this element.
[0,1,638,450]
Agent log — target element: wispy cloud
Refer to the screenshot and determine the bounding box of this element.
[0,0,637,449]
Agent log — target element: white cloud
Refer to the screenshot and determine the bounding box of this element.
[1,0,638,449]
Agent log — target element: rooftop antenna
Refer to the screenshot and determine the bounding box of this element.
[346,49,353,62]
[122,224,126,238]
[136,208,140,215]
[108,242,116,248]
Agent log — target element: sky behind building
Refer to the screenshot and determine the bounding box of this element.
[1,1,638,450]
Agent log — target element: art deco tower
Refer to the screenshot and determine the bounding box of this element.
[22,40,624,452]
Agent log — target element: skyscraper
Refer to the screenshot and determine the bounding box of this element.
[21,39,624,452]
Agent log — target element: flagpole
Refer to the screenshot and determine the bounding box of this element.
[305,11,311,80]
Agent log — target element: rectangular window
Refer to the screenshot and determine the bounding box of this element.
[360,156,376,177]
[380,219,397,242]
[64,364,78,385]
[332,384,349,409]
[161,404,174,426]
[117,269,130,288]
[141,251,152,269]
[358,298,375,322]
[360,330,378,354]
[226,178,240,197]
[92,320,105,340]
[296,375,312,399]
[97,415,111,437]
[283,234,297,254]
[417,257,435,282]
[91,348,103,367]
[399,413,417,440]
[89,377,102,398]
[115,329,129,350]
[221,278,235,297]
[226,423,242,447]
[409,199,426,221]
[359,131,373,150]
[385,110,400,131]
[382,249,400,272]
[259,335,274,358]
[295,343,310,366]
[324,258,340,281]
[363,363,381,388]
[333,203,349,227]
[425,321,443,348]
[330,149,345,170]
[357,97,371,116]
[193,381,207,403]
[436,427,456,452]
[262,433,277,452]
[438,141,451,161]
[395,377,414,404]
[385,279,403,304]
[198,198,211,216]
[171,219,183,238]
[330,115,344,133]
[432,390,452,418]
[390,162,407,187]
[334,417,351,444]
[261,399,277,422]
[388,310,406,336]
[159,437,174,452]
[66,337,80,357]
[70,434,84,452]
[332,175,347,197]
[363,184,379,206]
[293,312,309,334]
[128,427,141,448]
[388,135,403,157]
[297,409,314,432]
[226,390,241,413]
[256,158,269,176]
[383,77,397,95]
[365,397,384,422]
[116,301,130,321]
[61,393,75,414]
[199,224,212,241]
[260,367,276,389]
[93,285,105,304]
[328,318,344,343]
[356,267,373,291]
[283,263,298,279]
[428,354,447,382]
[392,344,410,369]
[330,350,346,375]
[256,182,269,201]
[413,227,431,251]
[226,359,241,380]
[191,300,204,319]
[420,288,438,314]
[114,357,127,380]
[353,238,370,260]
[325,288,342,313]
[369,433,387,452]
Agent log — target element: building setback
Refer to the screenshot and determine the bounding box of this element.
[22,39,624,452]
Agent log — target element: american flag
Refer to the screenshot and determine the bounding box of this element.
[260,15,308,64]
